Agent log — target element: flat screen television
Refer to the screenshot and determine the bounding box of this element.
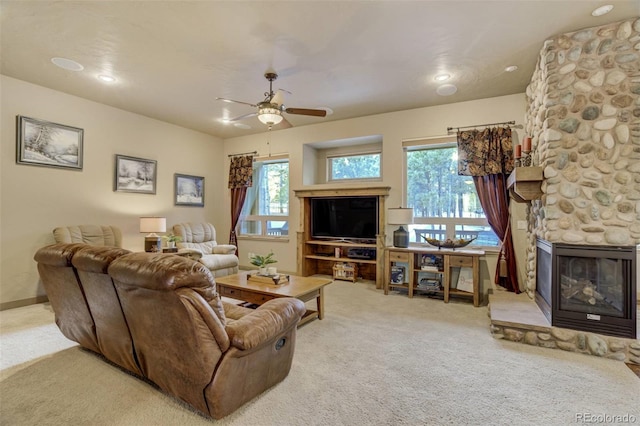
[310,196,378,242]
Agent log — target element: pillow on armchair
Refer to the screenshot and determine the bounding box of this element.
[173,222,239,277]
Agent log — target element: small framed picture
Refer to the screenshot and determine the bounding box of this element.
[175,173,204,207]
[114,154,157,194]
[16,115,83,170]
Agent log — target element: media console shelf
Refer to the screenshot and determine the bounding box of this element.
[384,246,484,306]
[294,186,390,288]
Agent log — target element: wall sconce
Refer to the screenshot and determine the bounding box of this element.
[387,207,413,248]
[140,216,166,252]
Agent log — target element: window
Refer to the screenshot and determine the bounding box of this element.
[329,152,381,181]
[238,157,289,238]
[405,142,499,248]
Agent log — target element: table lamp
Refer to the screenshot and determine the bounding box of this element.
[140,216,166,252]
[387,207,413,248]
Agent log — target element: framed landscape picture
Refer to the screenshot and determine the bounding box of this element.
[175,173,204,207]
[16,115,83,170]
[114,154,157,194]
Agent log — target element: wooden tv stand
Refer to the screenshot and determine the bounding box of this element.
[294,186,390,288]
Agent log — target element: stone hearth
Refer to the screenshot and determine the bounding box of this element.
[489,291,640,364]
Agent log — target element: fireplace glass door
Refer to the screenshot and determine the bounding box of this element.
[536,239,636,339]
[557,254,626,318]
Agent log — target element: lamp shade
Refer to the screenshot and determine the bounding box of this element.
[387,208,413,225]
[139,217,166,234]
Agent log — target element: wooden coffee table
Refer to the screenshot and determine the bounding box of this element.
[215,272,333,326]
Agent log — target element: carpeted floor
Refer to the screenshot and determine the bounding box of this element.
[1,280,639,425]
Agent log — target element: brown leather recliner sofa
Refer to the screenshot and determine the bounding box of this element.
[34,243,306,419]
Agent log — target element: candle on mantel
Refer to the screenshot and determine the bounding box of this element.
[523,137,532,152]
[514,144,522,158]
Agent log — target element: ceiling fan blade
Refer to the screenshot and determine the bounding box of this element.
[285,107,327,117]
[272,116,293,130]
[216,97,257,107]
[227,112,257,122]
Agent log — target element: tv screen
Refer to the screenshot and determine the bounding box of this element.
[310,196,378,241]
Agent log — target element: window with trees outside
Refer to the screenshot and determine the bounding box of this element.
[405,141,500,248]
[329,152,381,181]
[238,157,289,238]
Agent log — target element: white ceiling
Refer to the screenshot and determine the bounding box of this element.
[1,1,638,139]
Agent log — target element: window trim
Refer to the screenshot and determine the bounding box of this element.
[237,155,290,240]
[327,150,382,183]
[402,137,500,249]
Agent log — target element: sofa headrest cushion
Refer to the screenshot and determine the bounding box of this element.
[108,253,211,290]
[108,252,226,324]
[72,246,132,273]
[33,243,88,266]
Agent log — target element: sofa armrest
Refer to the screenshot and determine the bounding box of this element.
[212,245,237,255]
[177,248,203,261]
[225,298,305,350]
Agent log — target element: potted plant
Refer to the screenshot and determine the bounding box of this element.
[163,234,182,248]
[250,251,277,275]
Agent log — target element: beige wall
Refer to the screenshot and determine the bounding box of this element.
[0,75,225,308]
[1,74,529,307]
[223,93,529,298]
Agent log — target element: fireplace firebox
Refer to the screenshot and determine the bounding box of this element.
[536,239,636,339]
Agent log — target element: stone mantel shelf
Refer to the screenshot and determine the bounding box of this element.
[507,167,543,203]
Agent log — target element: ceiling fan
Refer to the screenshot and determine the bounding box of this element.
[216,72,327,129]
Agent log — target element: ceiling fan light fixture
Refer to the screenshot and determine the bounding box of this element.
[258,106,283,125]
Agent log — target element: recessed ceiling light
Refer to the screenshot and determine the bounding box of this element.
[504,65,518,72]
[233,123,251,129]
[434,73,451,82]
[98,75,116,83]
[436,84,457,96]
[592,4,613,16]
[51,57,84,71]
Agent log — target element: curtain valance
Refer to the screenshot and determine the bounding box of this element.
[228,155,253,189]
[457,127,514,176]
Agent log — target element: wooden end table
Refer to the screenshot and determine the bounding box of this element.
[215,272,333,326]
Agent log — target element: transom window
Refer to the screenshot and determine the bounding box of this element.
[405,141,499,248]
[238,157,289,238]
[329,152,381,181]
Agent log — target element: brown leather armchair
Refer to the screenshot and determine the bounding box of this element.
[108,252,305,419]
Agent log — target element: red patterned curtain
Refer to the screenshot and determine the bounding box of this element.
[457,127,520,293]
[228,155,253,253]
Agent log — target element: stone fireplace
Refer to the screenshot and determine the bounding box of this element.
[523,17,639,326]
[486,17,640,361]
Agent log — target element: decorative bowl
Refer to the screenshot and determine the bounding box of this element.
[422,236,477,250]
